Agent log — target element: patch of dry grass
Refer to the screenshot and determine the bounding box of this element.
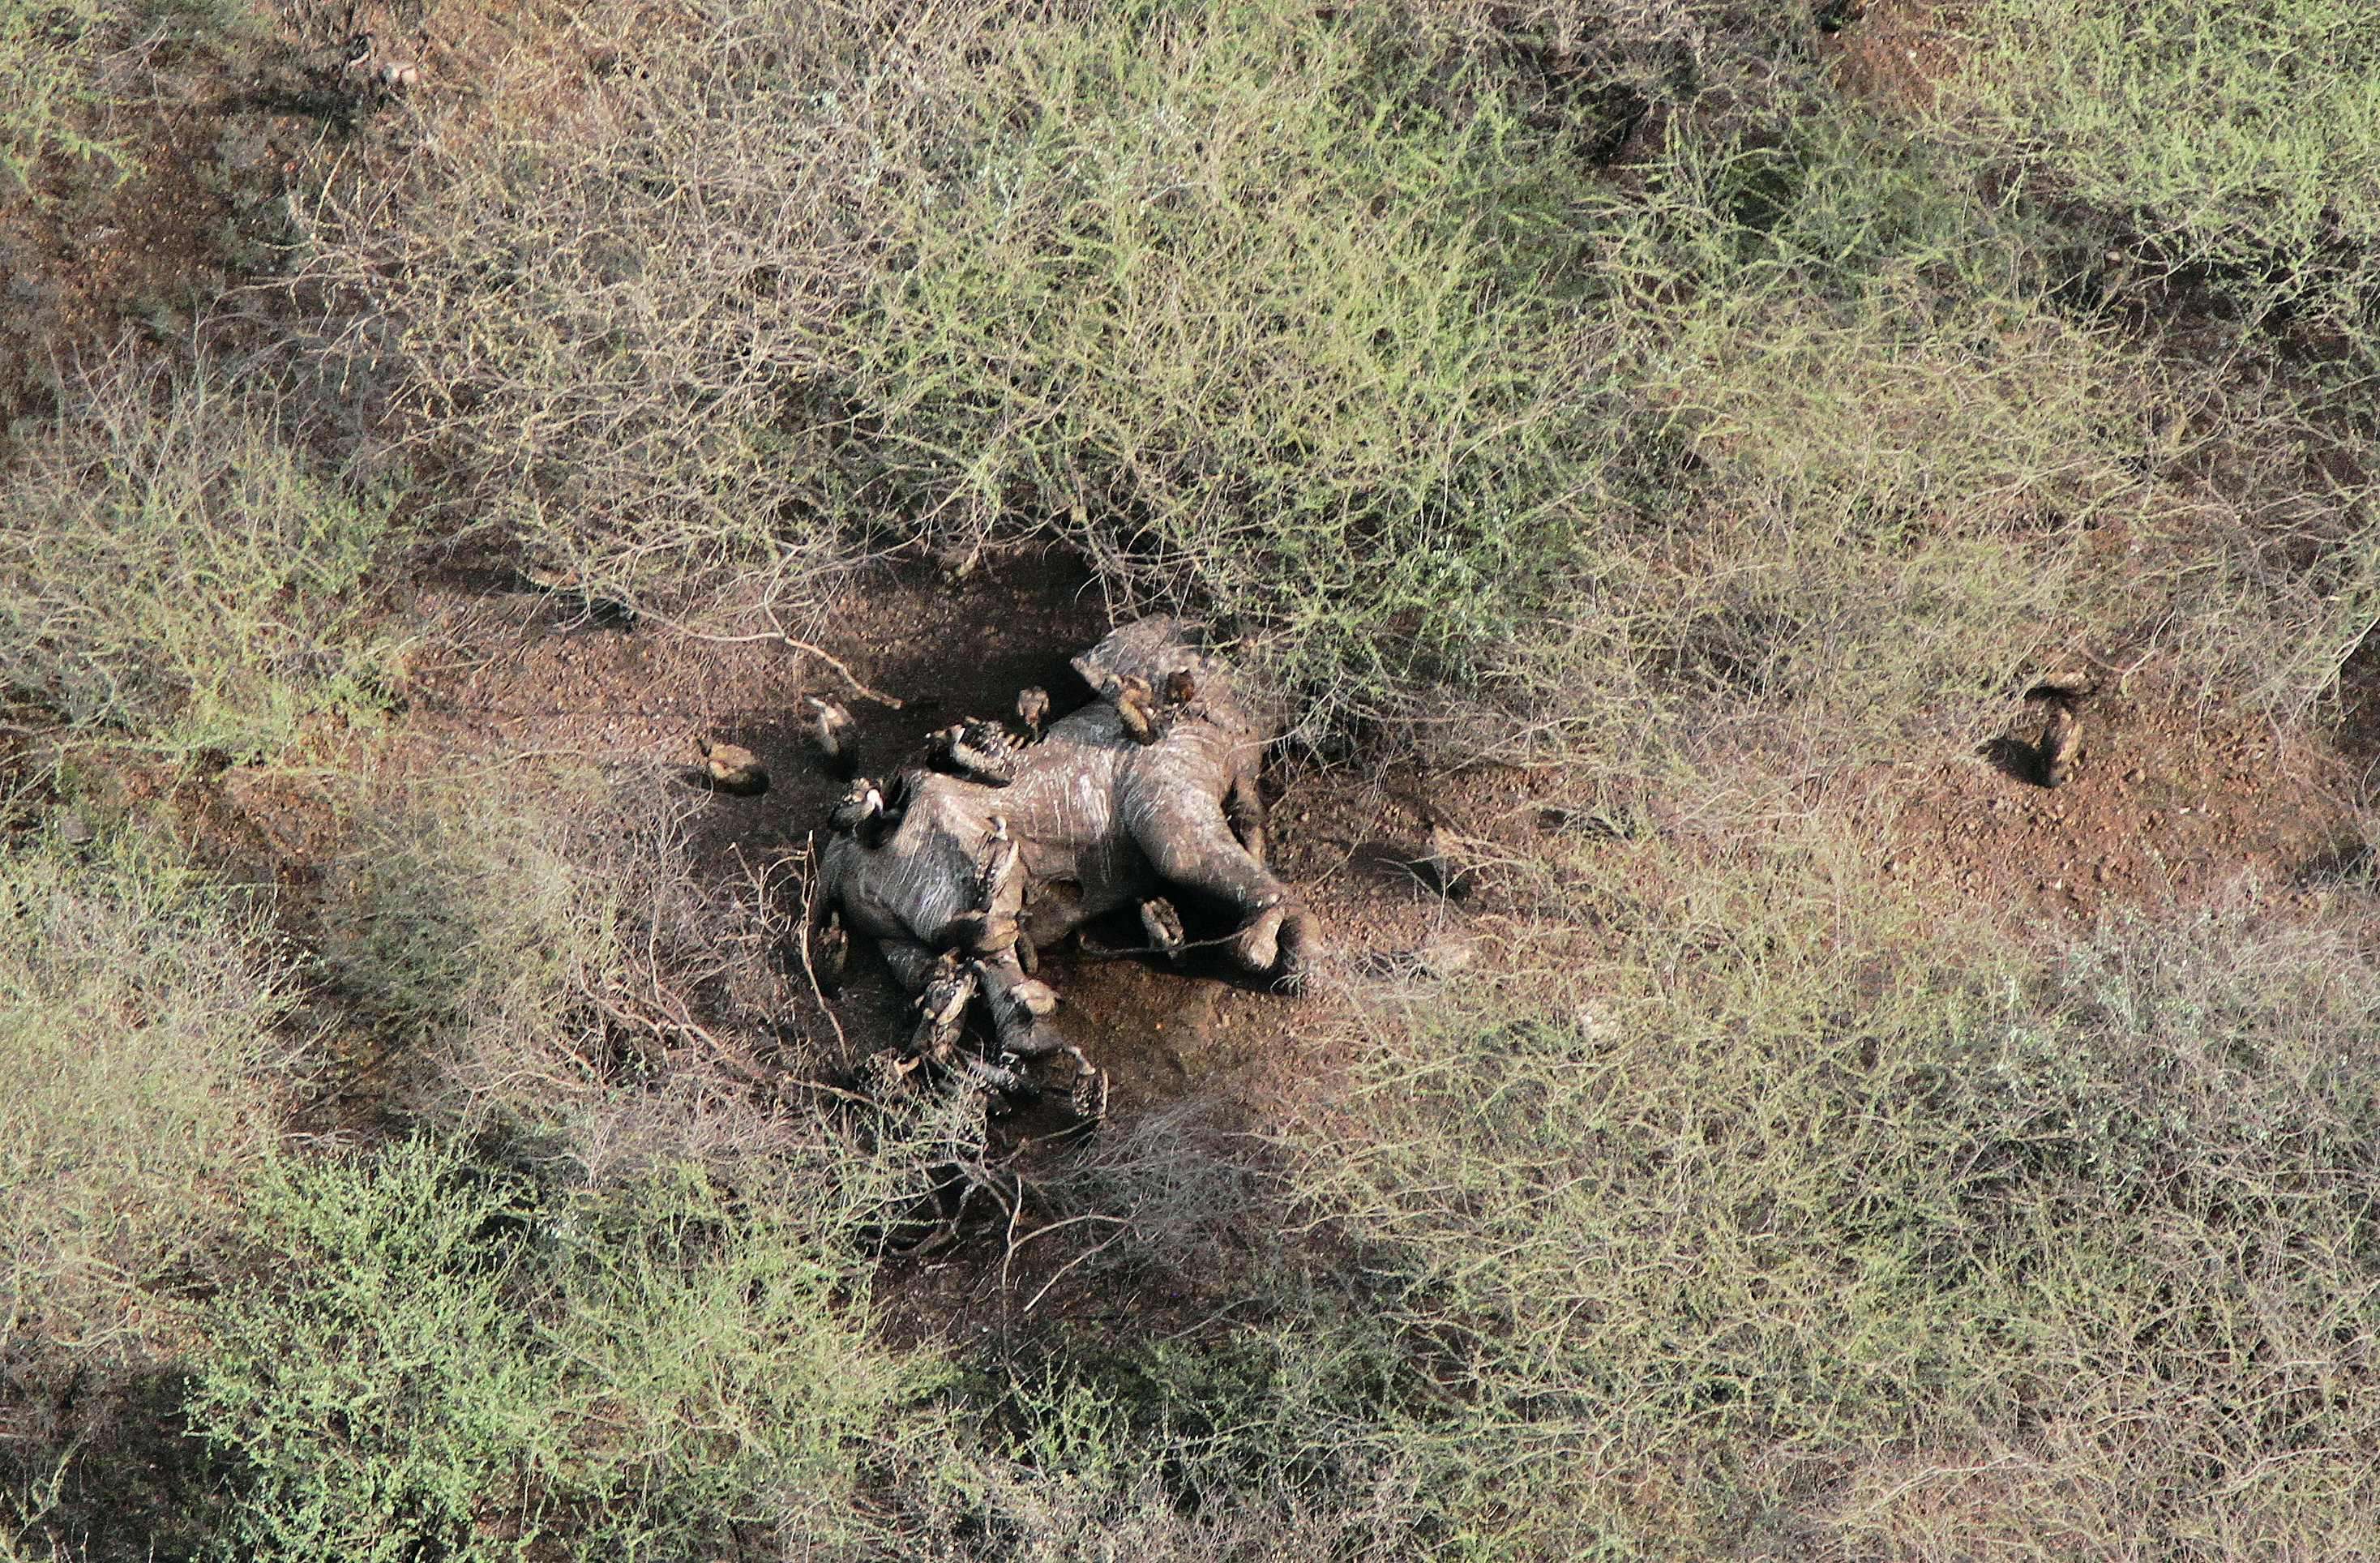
[0,820,293,1372]
[1274,829,2380,1554]
[1944,0,2380,350]
[315,764,818,1183]
[0,353,407,760]
[293,0,2380,767]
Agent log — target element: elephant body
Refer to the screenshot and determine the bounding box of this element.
[817,617,1318,1058]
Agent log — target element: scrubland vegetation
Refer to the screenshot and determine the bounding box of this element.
[6,1,2380,1557]
[2,358,405,759]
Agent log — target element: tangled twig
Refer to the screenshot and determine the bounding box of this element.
[777,634,905,709]
[788,835,848,1055]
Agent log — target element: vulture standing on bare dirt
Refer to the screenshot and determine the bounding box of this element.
[2038,703,2083,788]
[1066,1048,1110,1120]
[807,696,855,774]
[694,736,767,795]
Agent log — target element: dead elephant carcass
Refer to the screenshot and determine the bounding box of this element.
[815,617,1321,1066]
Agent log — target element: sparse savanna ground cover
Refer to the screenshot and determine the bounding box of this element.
[5,1,2380,1557]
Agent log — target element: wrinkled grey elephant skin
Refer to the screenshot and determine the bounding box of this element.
[817,617,1320,1059]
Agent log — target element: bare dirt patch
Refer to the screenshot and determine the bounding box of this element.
[0,28,352,423]
[0,115,232,422]
[1859,679,2358,923]
[144,543,2368,1128]
[387,549,1465,1117]
[1821,0,1958,106]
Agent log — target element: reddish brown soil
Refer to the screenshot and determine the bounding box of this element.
[0,36,327,422]
[387,550,1471,1116]
[358,548,1471,1335]
[1822,0,1959,105]
[371,543,2375,1132]
[48,543,2356,1141]
[1866,685,2357,923]
[1,122,220,420]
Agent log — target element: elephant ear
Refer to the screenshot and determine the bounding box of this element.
[1073,614,1198,691]
[1073,615,1287,739]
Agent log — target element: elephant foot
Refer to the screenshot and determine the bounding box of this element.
[1227,906,1284,979]
[1273,903,1323,993]
[1227,902,1321,993]
[997,1017,1067,1058]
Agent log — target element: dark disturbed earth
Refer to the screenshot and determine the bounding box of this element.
[75,545,2370,1139]
[385,550,1470,1115]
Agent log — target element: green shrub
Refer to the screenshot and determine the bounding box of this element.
[915,1350,1432,1562]
[1946,0,2380,345]
[0,0,269,199]
[0,819,289,1368]
[0,358,407,758]
[307,765,956,1255]
[0,0,128,195]
[289,0,890,625]
[838,2,1615,716]
[1282,840,2380,1554]
[1475,102,2380,762]
[313,0,2380,754]
[319,774,635,1067]
[1574,113,2143,747]
[296,2,1684,722]
[188,1138,940,1561]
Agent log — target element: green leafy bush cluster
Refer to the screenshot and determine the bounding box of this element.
[1,0,268,198]
[837,3,1614,713]
[1950,0,2380,345]
[0,0,126,195]
[188,1138,939,1561]
[307,0,2380,752]
[0,360,406,758]
[313,769,820,1184]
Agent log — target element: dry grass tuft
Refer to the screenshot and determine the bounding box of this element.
[0,823,294,1372]
[0,353,408,760]
[1279,828,2380,1552]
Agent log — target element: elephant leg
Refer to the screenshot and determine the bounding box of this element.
[1225,769,1269,867]
[973,951,1066,1058]
[878,936,938,992]
[885,937,1063,1056]
[1265,900,1321,993]
[1130,796,1319,988]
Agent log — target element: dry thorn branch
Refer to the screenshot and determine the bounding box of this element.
[789,834,848,1056]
